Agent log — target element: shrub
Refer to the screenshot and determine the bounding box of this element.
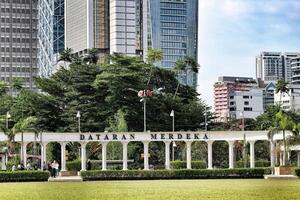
[294,168,300,177]
[66,160,81,171]
[171,160,206,169]
[80,168,272,181]
[236,159,270,168]
[0,171,50,182]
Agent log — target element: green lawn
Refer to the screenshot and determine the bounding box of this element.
[0,179,300,200]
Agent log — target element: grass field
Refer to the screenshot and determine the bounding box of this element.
[0,179,300,200]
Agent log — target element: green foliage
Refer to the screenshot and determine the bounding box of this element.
[109,109,128,132]
[0,80,8,97]
[83,48,99,64]
[59,48,73,63]
[80,168,272,181]
[294,168,300,177]
[236,159,270,168]
[147,49,163,64]
[275,79,289,95]
[170,160,206,169]
[0,171,50,182]
[66,160,81,171]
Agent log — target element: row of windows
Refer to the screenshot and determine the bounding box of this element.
[163,55,185,61]
[0,37,37,43]
[0,47,37,53]
[161,9,186,15]
[161,29,186,35]
[0,28,37,33]
[161,22,186,29]
[160,2,186,9]
[163,49,187,54]
[161,35,186,41]
[161,16,186,22]
[229,107,253,111]
[1,57,36,63]
[161,42,186,48]
[0,77,31,82]
[0,67,33,72]
[0,8,36,14]
[2,0,35,4]
[1,17,36,23]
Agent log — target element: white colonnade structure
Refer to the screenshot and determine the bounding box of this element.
[0,131,298,171]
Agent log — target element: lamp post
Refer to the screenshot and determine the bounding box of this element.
[240,111,246,168]
[6,111,11,129]
[204,107,208,132]
[76,111,81,133]
[172,141,177,161]
[170,110,174,132]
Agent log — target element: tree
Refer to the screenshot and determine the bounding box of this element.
[268,111,294,165]
[71,54,83,65]
[84,48,99,64]
[174,56,199,97]
[0,81,8,97]
[146,49,163,85]
[275,79,289,107]
[59,48,73,67]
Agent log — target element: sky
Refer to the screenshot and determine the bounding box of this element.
[197,0,300,108]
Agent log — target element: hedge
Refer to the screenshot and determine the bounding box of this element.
[0,171,50,182]
[295,168,300,177]
[236,160,270,168]
[80,168,272,181]
[171,161,206,169]
[67,160,81,171]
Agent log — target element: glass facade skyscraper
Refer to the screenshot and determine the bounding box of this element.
[38,0,64,77]
[148,0,198,87]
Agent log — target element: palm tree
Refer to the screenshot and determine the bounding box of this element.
[12,116,38,162]
[59,48,73,67]
[146,49,163,85]
[268,111,294,166]
[174,56,199,98]
[275,79,289,107]
[84,48,99,64]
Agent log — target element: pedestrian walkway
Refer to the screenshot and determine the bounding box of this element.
[264,175,299,180]
[48,176,82,182]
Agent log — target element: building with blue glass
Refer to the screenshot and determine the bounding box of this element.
[38,0,64,77]
[148,0,198,87]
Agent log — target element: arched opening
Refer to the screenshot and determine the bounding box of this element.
[107,141,123,170]
[171,141,186,169]
[26,142,41,169]
[65,142,81,171]
[149,141,165,169]
[191,141,207,169]
[212,141,229,168]
[254,140,270,167]
[86,141,101,170]
[127,141,143,170]
[46,142,61,169]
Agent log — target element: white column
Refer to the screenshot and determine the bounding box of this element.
[270,140,275,167]
[22,142,28,166]
[122,142,128,170]
[1,155,6,170]
[207,141,213,169]
[228,141,235,169]
[143,141,149,170]
[249,141,255,168]
[280,151,283,166]
[102,142,107,170]
[60,142,66,171]
[287,151,291,165]
[186,141,192,169]
[41,143,47,170]
[164,141,171,170]
[297,152,300,167]
[81,143,87,171]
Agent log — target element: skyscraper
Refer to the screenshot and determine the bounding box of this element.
[148,0,198,87]
[65,0,148,59]
[291,55,300,84]
[0,0,38,92]
[38,0,65,77]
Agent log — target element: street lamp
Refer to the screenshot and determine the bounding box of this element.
[140,98,146,132]
[204,107,208,132]
[170,110,174,132]
[6,111,11,129]
[172,141,177,161]
[240,111,246,168]
[76,111,81,133]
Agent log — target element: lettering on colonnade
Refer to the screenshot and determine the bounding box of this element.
[79,133,209,142]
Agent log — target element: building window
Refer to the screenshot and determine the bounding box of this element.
[243,96,249,99]
[230,96,234,99]
[244,107,252,111]
[230,102,235,105]
[244,101,249,105]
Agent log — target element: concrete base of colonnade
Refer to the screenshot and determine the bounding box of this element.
[264,175,299,180]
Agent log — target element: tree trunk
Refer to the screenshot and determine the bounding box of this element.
[283,130,287,166]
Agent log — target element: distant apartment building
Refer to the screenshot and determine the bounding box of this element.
[214,76,258,122]
[0,0,38,93]
[291,55,300,84]
[256,52,299,83]
[148,0,198,87]
[38,0,65,77]
[65,0,148,60]
[228,88,264,120]
[274,84,300,112]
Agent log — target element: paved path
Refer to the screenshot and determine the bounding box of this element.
[48,176,83,182]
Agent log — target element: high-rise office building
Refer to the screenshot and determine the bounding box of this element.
[38,0,65,77]
[0,0,38,92]
[256,52,299,83]
[291,55,300,84]
[148,0,198,87]
[65,0,148,59]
